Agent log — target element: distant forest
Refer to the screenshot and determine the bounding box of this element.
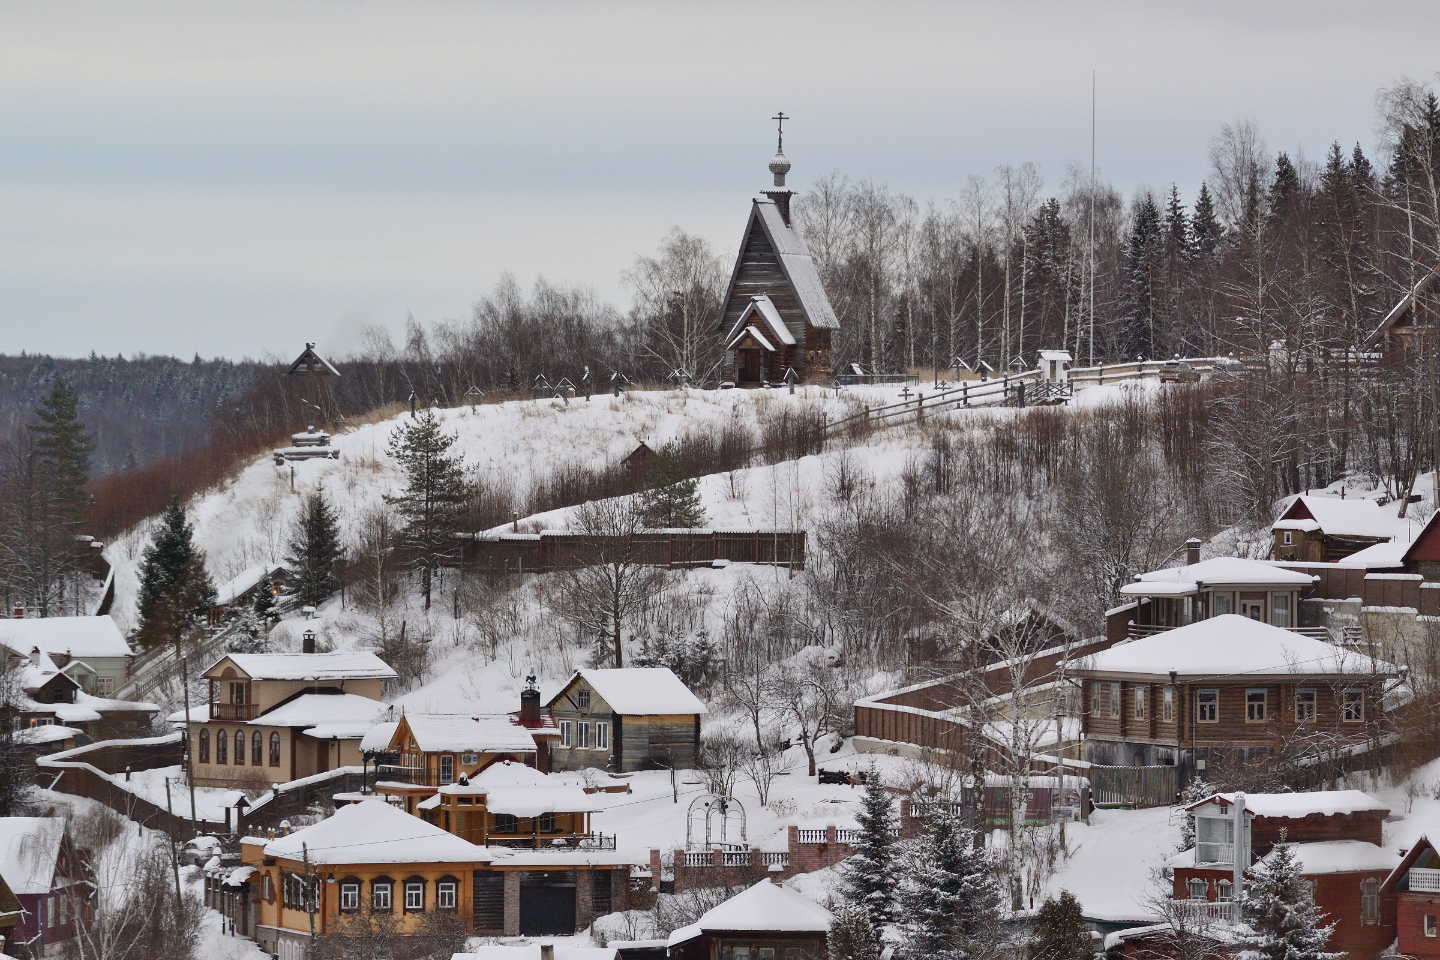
[1,76,1436,538]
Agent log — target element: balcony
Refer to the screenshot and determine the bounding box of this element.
[374,764,439,787]
[1195,842,1235,865]
[488,833,616,851]
[210,703,257,721]
[1173,899,1240,924]
[1128,622,1328,641]
[1410,868,1440,893]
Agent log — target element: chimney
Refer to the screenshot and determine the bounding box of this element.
[29,646,41,668]
[1185,538,1201,567]
[519,673,541,726]
[12,602,22,619]
[541,945,555,960]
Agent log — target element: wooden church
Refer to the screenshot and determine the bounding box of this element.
[717,118,839,385]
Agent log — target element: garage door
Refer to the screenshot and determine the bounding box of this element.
[519,872,575,936]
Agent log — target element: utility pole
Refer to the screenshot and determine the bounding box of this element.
[304,842,317,944]
[1089,70,1097,367]
[176,630,199,834]
[164,778,186,932]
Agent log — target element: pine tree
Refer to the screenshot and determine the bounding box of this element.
[828,899,881,960]
[287,489,344,608]
[1236,840,1340,960]
[384,410,474,608]
[640,447,706,529]
[1028,891,1092,960]
[226,608,271,655]
[895,804,1001,960]
[134,497,216,649]
[1164,185,1192,261]
[1270,153,1301,216]
[29,381,96,528]
[1122,192,1163,360]
[840,764,898,931]
[1349,143,1375,191]
[1192,183,1223,256]
[253,570,276,620]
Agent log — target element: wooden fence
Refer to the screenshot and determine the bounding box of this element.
[1088,764,1179,807]
[465,529,805,573]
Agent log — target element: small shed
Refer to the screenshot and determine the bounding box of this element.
[621,442,657,475]
[1037,349,1073,383]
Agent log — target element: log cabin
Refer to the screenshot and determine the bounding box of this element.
[716,129,839,386]
[1365,262,1440,353]
[545,667,706,773]
[1273,495,1400,563]
[189,652,395,787]
[1075,614,1397,784]
[418,759,606,849]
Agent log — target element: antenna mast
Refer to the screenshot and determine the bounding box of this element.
[1089,71,1096,366]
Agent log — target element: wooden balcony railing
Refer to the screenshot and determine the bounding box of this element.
[210,703,257,721]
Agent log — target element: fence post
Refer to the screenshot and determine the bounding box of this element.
[917,391,924,423]
[1098,364,1104,385]
[963,381,968,406]
[1017,381,1025,408]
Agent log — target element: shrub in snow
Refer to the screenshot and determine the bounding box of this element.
[896,803,1002,960]
[1027,890,1092,960]
[1236,840,1339,960]
[828,899,880,960]
[226,609,271,655]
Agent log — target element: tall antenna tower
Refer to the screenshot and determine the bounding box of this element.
[1089,71,1096,366]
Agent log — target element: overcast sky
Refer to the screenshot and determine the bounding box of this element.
[1,1,1436,360]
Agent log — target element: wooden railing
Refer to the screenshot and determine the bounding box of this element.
[210,703,257,721]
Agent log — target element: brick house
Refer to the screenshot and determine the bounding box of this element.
[1379,834,1440,956]
[1167,791,1396,959]
[1075,614,1396,784]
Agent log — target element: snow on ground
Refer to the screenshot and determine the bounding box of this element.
[123,765,237,824]
[1041,806,1181,922]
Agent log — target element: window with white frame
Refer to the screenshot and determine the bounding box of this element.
[437,880,457,910]
[596,721,609,750]
[579,721,591,749]
[1283,530,1293,546]
[1187,878,1207,900]
[1213,593,1232,615]
[1295,688,1316,722]
[1273,593,1291,628]
[1090,683,1101,716]
[1195,815,1241,865]
[1246,689,1267,722]
[1343,688,1364,722]
[1109,683,1120,719]
[577,688,591,709]
[1197,689,1219,722]
[404,880,425,911]
[372,879,392,911]
[97,677,114,696]
[560,721,573,747]
[1162,686,1174,722]
[339,881,359,911]
[1217,880,1233,901]
[440,755,454,785]
[1426,914,1436,938]
[1134,685,1148,720]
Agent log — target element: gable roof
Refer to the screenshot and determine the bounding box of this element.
[0,616,132,661]
[668,880,831,945]
[1077,614,1398,680]
[1402,509,1440,567]
[717,200,839,334]
[213,564,285,607]
[286,342,341,377]
[391,713,538,755]
[1365,262,1440,347]
[1121,557,1314,597]
[549,668,707,716]
[264,798,487,865]
[1275,495,1398,540]
[0,817,65,895]
[1339,540,1411,569]
[1186,790,1389,819]
[205,652,397,683]
[456,948,617,960]
[725,295,797,349]
[0,868,21,927]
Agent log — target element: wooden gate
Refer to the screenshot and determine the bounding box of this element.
[1088,764,1178,808]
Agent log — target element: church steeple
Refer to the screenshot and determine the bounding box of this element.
[763,111,794,224]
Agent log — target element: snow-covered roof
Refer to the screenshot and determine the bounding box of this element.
[360,720,399,752]
[264,798,488,865]
[437,782,602,817]
[1340,540,1411,569]
[167,704,207,725]
[15,725,82,746]
[213,564,284,607]
[1077,614,1398,679]
[1189,790,1389,819]
[222,865,257,887]
[1039,349,1073,361]
[1121,557,1314,596]
[0,817,64,895]
[752,201,840,330]
[554,668,707,716]
[1265,840,1398,875]
[668,880,831,944]
[1275,495,1398,540]
[399,714,538,754]
[455,947,617,960]
[0,615,132,660]
[733,295,797,347]
[210,652,397,682]
[253,693,385,732]
[726,324,777,353]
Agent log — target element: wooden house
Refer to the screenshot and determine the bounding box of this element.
[1365,262,1440,352]
[0,869,21,957]
[240,798,635,945]
[1075,614,1396,781]
[1380,833,1440,957]
[1166,791,1396,958]
[419,760,606,848]
[2,644,157,740]
[0,817,83,960]
[716,135,839,385]
[665,879,832,960]
[189,652,395,787]
[0,614,134,697]
[1273,495,1399,563]
[373,712,544,815]
[1108,551,1318,640]
[208,562,288,624]
[545,667,706,773]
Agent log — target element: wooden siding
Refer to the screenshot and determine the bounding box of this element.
[548,676,699,773]
[465,530,805,573]
[719,215,811,360]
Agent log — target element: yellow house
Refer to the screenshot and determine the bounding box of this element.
[190,652,396,787]
[374,713,540,815]
[418,760,604,847]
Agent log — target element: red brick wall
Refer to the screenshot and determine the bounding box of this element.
[1250,813,1385,851]
[1310,871,1393,960]
[1398,894,1440,957]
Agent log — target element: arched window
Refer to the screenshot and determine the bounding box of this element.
[253,731,263,766]
[198,729,210,764]
[234,729,245,766]
[270,732,281,767]
[217,730,228,765]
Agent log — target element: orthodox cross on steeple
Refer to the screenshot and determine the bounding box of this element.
[772,111,788,153]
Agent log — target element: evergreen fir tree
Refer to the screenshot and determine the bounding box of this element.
[384,410,474,608]
[1028,891,1092,960]
[1236,840,1340,960]
[1122,192,1163,360]
[1270,153,1301,215]
[828,900,881,960]
[640,447,706,529]
[134,497,216,649]
[253,570,276,620]
[1191,183,1223,256]
[895,804,1001,960]
[29,380,96,527]
[1349,143,1375,191]
[840,764,898,931]
[1164,185,1191,261]
[226,608,271,655]
[287,489,344,608]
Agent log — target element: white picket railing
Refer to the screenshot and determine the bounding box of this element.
[1410,867,1440,892]
[1174,899,1240,924]
[796,829,827,844]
